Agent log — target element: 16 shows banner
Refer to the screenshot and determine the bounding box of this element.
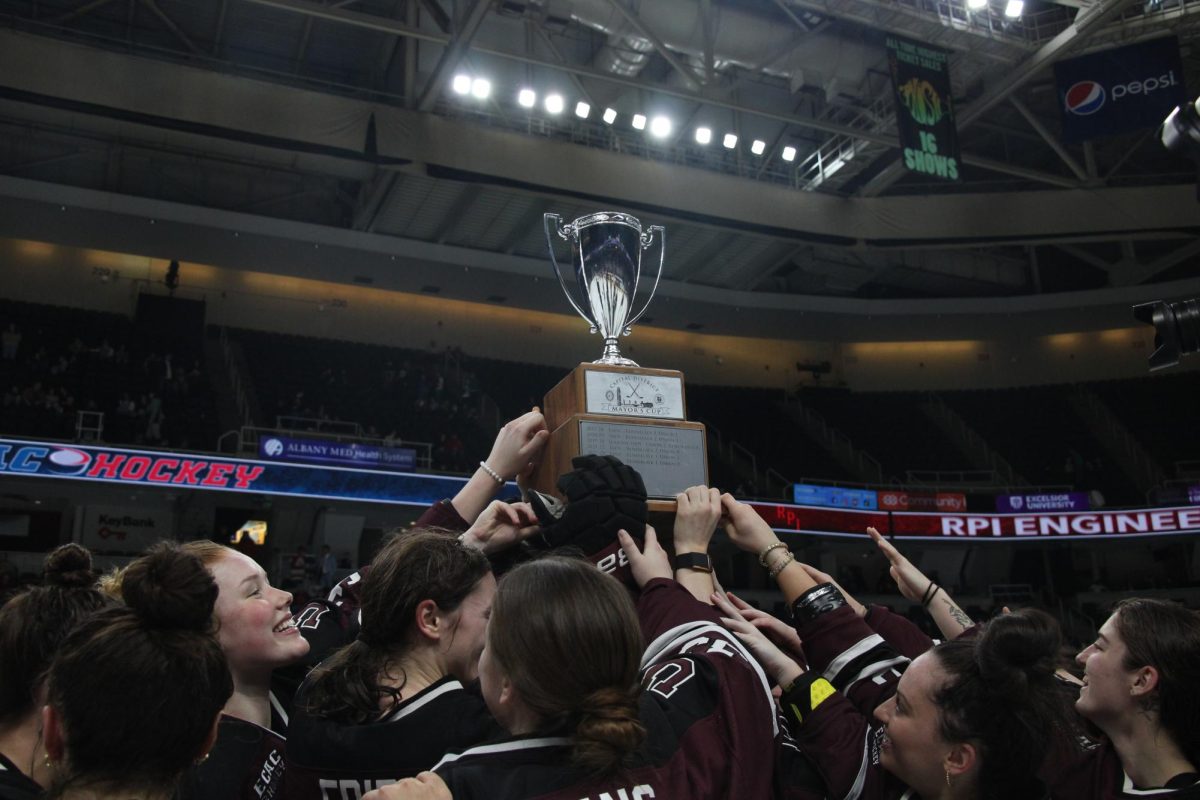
[886,35,961,182]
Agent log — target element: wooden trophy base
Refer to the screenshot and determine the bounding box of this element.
[530,363,709,512]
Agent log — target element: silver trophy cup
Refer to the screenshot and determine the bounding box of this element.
[544,211,665,367]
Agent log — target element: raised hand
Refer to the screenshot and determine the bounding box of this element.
[724,592,806,663]
[484,407,549,481]
[719,493,779,554]
[867,526,927,603]
[618,526,672,589]
[713,592,804,687]
[460,500,540,555]
[362,773,450,800]
[674,485,722,554]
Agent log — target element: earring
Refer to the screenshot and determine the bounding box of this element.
[945,768,952,787]
[195,753,210,766]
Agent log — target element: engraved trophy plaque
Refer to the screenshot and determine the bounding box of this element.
[532,211,708,510]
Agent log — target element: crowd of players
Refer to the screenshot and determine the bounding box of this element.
[0,408,1198,800]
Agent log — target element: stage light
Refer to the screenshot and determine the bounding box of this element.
[751,139,766,155]
[518,88,536,108]
[575,101,591,118]
[649,116,672,138]
[451,74,472,95]
[545,94,564,114]
[602,107,617,124]
[723,133,738,149]
[632,114,647,130]
[782,146,797,162]
[1004,0,1023,15]
[470,78,491,99]
[695,127,712,144]
[967,0,987,8]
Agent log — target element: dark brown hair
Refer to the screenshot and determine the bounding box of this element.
[301,529,491,724]
[1112,597,1200,765]
[932,608,1079,800]
[45,542,232,796]
[0,544,109,727]
[489,556,645,775]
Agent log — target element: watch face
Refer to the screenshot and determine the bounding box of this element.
[586,371,684,418]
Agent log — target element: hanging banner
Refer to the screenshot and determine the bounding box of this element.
[1055,36,1186,142]
[886,35,961,182]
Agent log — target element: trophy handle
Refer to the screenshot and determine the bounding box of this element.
[543,213,593,327]
[624,224,665,333]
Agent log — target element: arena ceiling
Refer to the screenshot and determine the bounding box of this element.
[0,0,1197,327]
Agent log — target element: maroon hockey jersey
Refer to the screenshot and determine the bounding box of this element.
[178,714,286,800]
[777,601,914,800]
[434,578,821,800]
[284,676,504,800]
[1048,740,1200,800]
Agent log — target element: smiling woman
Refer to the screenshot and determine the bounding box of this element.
[1051,599,1200,799]
[174,541,312,800]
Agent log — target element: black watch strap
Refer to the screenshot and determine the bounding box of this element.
[675,552,713,573]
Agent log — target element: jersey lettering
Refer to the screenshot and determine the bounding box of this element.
[578,785,655,800]
[294,605,329,631]
[253,749,284,799]
[643,660,696,699]
[318,778,397,799]
[595,548,630,575]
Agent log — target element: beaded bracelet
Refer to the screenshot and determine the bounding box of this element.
[758,541,788,568]
[478,460,504,484]
[768,550,795,580]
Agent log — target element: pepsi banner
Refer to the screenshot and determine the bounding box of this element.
[258,435,416,472]
[886,35,961,182]
[1055,36,1186,142]
[0,438,515,506]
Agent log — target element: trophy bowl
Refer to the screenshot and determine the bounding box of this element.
[544,211,664,366]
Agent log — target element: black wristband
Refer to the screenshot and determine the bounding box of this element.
[675,552,713,573]
[790,582,847,624]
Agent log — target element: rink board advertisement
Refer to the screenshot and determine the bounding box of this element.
[2,438,1196,540]
[0,438,513,506]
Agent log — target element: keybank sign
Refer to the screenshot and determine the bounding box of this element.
[1055,37,1186,141]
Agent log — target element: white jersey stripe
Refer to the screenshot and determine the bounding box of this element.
[432,736,573,772]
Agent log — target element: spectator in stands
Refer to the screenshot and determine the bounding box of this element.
[1051,599,1200,798]
[41,543,232,800]
[1,323,19,360]
[0,545,109,798]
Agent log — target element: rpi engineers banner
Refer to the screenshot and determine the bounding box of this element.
[886,35,961,182]
[0,438,514,506]
[750,502,1200,541]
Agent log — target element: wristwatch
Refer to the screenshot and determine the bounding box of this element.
[675,552,713,573]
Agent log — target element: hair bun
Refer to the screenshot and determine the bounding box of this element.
[573,686,645,772]
[120,543,218,632]
[44,543,95,588]
[976,608,1060,692]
